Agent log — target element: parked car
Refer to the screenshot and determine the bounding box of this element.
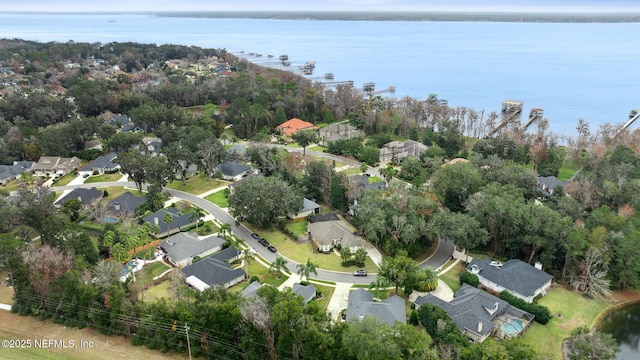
[251,233,260,239]
[267,245,277,253]
[353,270,367,277]
[82,173,90,178]
[259,238,269,247]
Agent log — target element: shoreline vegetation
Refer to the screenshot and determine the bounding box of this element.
[2,11,640,23]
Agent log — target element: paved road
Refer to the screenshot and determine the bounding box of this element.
[52,177,455,283]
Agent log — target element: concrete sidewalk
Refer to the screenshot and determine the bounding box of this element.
[278,273,301,291]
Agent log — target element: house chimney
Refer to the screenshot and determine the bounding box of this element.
[154,217,159,225]
[534,262,543,271]
[115,202,120,211]
[478,322,483,333]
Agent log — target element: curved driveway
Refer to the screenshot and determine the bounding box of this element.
[52,180,454,284]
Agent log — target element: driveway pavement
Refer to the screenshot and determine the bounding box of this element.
[326,282,352,321]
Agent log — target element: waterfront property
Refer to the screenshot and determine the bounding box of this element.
[467,258,553,303]
[415,284,534,343]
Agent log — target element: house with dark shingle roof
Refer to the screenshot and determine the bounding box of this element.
[79,152,119,176]
[292,283,317,304]
[216,161,251,181]
[537,176,567,197]
[143,207,196,238]
[346,288,406,326]
[209,246,241,263]
[106,191,147,217]
[415,284,534,343]
[0,161,34,185]
[55,187,103,209]
[181,257,246,291]
[159,232,226,267]
[467,258,553,303]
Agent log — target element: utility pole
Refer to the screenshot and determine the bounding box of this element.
[185,323,192,360]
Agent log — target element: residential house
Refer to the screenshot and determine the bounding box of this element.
[348,173,387,200]
[537,176,567,197]
[307,219,361,253]
[108,114,135,132]
[181,257,246,291]
[209,246,241,263]
[276,118,318,137]
[227,144,248,160]
[143,207,196,238]
[289,198,320,220]
[216,161,251,181]
[414,284,535,343]
[79,152,119,177]
[317,123,363,145]
[34,156,81,176]
[106,191,147,218]
[143,138,162,156]
[467,258,553,303]
[55,187,103,209]
[175,160,198,180]
[159,232,226,267]
[379,140,428,162]
[240,281,263,299]
[0,161,34,185]
[346,288,406,326]
[292,283,317,304]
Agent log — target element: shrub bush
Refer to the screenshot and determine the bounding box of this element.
[250,276,260,283]
[499,290,551,324]
[409,310,419,325]
[459,271,480,287]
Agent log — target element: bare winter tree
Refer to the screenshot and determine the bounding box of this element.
[240,298,277,360]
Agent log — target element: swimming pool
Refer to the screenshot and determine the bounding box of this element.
[501,318,524,337]
[102,217,118,223]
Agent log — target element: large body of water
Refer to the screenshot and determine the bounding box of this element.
[599,303,640,360]
[1,13,639,137]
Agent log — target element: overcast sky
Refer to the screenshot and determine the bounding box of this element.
[3,0,640,13]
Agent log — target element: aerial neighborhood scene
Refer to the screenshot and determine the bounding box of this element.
[1,2,640,360]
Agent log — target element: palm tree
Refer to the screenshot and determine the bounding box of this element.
[163,212,173,236]
[269,256,289,279]
[296,258,318,283]
[218,222,232,239]
[189,207,206,233]
[242,248,255,274]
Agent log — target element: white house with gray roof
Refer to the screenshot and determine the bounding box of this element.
[79,152,119,176]
[292,283,317,304]
[216,161,251,181]
[55,187,103,209]
[240,281,263,299]
[346,288,406,326]
[159,232,226,267]
[289,198,320,220]
[0,161,34,185]
[415,284,534,343]
[467,258,553,303]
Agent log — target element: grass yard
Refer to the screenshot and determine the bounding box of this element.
[520,286,610,359]
[439,262,465,293]
[285,221,308,239]
[558,166,580,181]
[165,175,228,195]
[144,280,172,302]
[255,226,378,273]
[0,179,24,193]
[205,190,229,208]
[368,176,382,183]
[340,167,363,176]
[0,311,187,360]
[84,172,123,183]
[307,145,327,152]
[0,271,15,304]
[196,220,220,236]
[141,262,171,284]
[311,283,334,310]
[52,172,77,186]
[236,260,289,289]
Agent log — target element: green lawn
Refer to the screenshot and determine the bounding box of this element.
[141,262,170,284]
[340,167,363,176]
[285,221,308,238]
[558,166,579,181]
[84,172,123,183]
[311,283,334,310]
[253,225,378,273]
[205,190,229,208]
[521,286,610,359]
[51,172,77,186]
[165,174,228,195]
[439,262,466,293]
[196,220,220,236]
[0,270,15,304]
[368,176,383,183]
[0,179,24,193]
[144,281,171,302]
[307,145,327,152]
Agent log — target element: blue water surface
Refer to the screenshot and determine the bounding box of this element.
[1,13,639,136]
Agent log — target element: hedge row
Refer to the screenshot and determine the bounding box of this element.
[499,290,551,324]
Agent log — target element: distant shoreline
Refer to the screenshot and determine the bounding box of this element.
[2,11,640,23]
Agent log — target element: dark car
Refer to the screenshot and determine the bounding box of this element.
[267,245,277,253]
[259,238,269,247]
[250,233,260,239]
[353,270,367,277]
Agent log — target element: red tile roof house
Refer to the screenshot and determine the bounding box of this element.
[275,118,318,137]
